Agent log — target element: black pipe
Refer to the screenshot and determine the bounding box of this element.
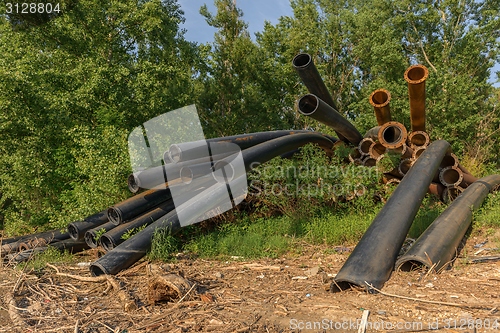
[5,239,90,264]
[84,221,118,248]
[67,210,109,241]
[1,230,69,256]
[292,53,349,143]
[107,187,172,225]
[396,175,500,272]
[90,133,335,275]
[298,94,363,145]
[331,140,451,292]
[100,200,176,252]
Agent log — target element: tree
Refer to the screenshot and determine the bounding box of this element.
[0,0,198,234]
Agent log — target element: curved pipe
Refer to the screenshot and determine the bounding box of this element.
[405,65,429,132]
[331,140,450,292]
[100,200,176,252]
[67,210,109,241]
[369,89,392,126]
[428,182,445,200]
[396,175,500,272]
[297,94,363,145]
[408,131,430,149]
[90,133,335,275]
[377,121,408,149]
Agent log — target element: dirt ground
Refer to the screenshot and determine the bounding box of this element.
[1,233,499,333]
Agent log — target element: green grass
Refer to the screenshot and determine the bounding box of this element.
[18,246,75,271]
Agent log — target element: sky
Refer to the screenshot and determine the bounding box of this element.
[177,0,499,87]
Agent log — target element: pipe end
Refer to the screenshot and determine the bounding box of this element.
[90,262,109,276]
[292,53,312,69]
[106,207,122,225]
[404,64,429,84]
[67,223,82,241]
[127,173,141,193]
[369,89,391,108]
[297,94,319,115]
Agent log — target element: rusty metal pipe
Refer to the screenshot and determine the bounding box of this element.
[428,182,445,199]
[408,131,430,150]
[405,65,429,132]
[297,94,363,145]
[369,142,387,159]
[377,121,408,149]
[369,89,392,126]
[358,138,375,156]
[398,158,414,176]
[396,175,500,272]
[331,140,450,291]
[439,166,465,187]
[1,230,69,256]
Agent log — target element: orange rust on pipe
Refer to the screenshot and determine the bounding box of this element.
[404,64,429,132]
[377,121,408,149]
[440,153,459,169]
[398,158,413,177]
[358,138,375,156]
[369,89,392,126]
[428,182,445,200]
[439,166,465,187]
[369,142,387,159]
[442,186,465,204]
[408,131,430,150]
[363,157,377,167]
[412,147,426,160]
[388,144,413,159]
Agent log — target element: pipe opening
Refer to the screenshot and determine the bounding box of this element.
[397,260,426,272]
[363,157,376,167]
[127,174,140,193]
[100,236,114,252]
[399,159,412,175]
[405,65,429,84]
[84,231,99,248]
[292,53,311,68]
[370,90,389,107]
[440,155,457,169]
[90,263,107,277]
[68,224,79,240]
[330,281,364,292]
[180,167,194,185]
[382,126,402,144]
[107,208,121,224]
[441,168,461,185]
[409,133,427,147]
[413,147,425,159]
[369,142,386,158]
[297,95,319,115]
[169,145,182,163]
[359,139,373,155]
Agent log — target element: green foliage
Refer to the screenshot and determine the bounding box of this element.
[18,246,75,272]
[121,224,148,241]
[149,228,180,261]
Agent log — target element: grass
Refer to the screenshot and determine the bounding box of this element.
[17,246,75,272]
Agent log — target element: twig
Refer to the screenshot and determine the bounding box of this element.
[357,310,370,333]
[364,282,495,310]
[177,282,197,303]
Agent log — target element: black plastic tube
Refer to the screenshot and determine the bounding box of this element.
[331,140,451,292]
[297,94,363,146]
[100,200,176,252]
[107,187,172,225]
[84,221,118,248]
[5,239,90,264]
[90,133,336,275]
[67,210,109,241]
[396,175,500,272]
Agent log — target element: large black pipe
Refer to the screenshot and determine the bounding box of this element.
[292,53,349,143]
[298,94,363,145]
[331,140,451,292]
[107,187,172,225]
[84,221,118,248]
[1,230,69,256]
[90,133,335,275]
[396,175,500,272]
[67,210,109,241]
[100,200,176,252]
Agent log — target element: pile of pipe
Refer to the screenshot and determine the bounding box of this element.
[1,53,498,291]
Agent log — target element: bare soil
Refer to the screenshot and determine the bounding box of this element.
[1,234,499,333]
